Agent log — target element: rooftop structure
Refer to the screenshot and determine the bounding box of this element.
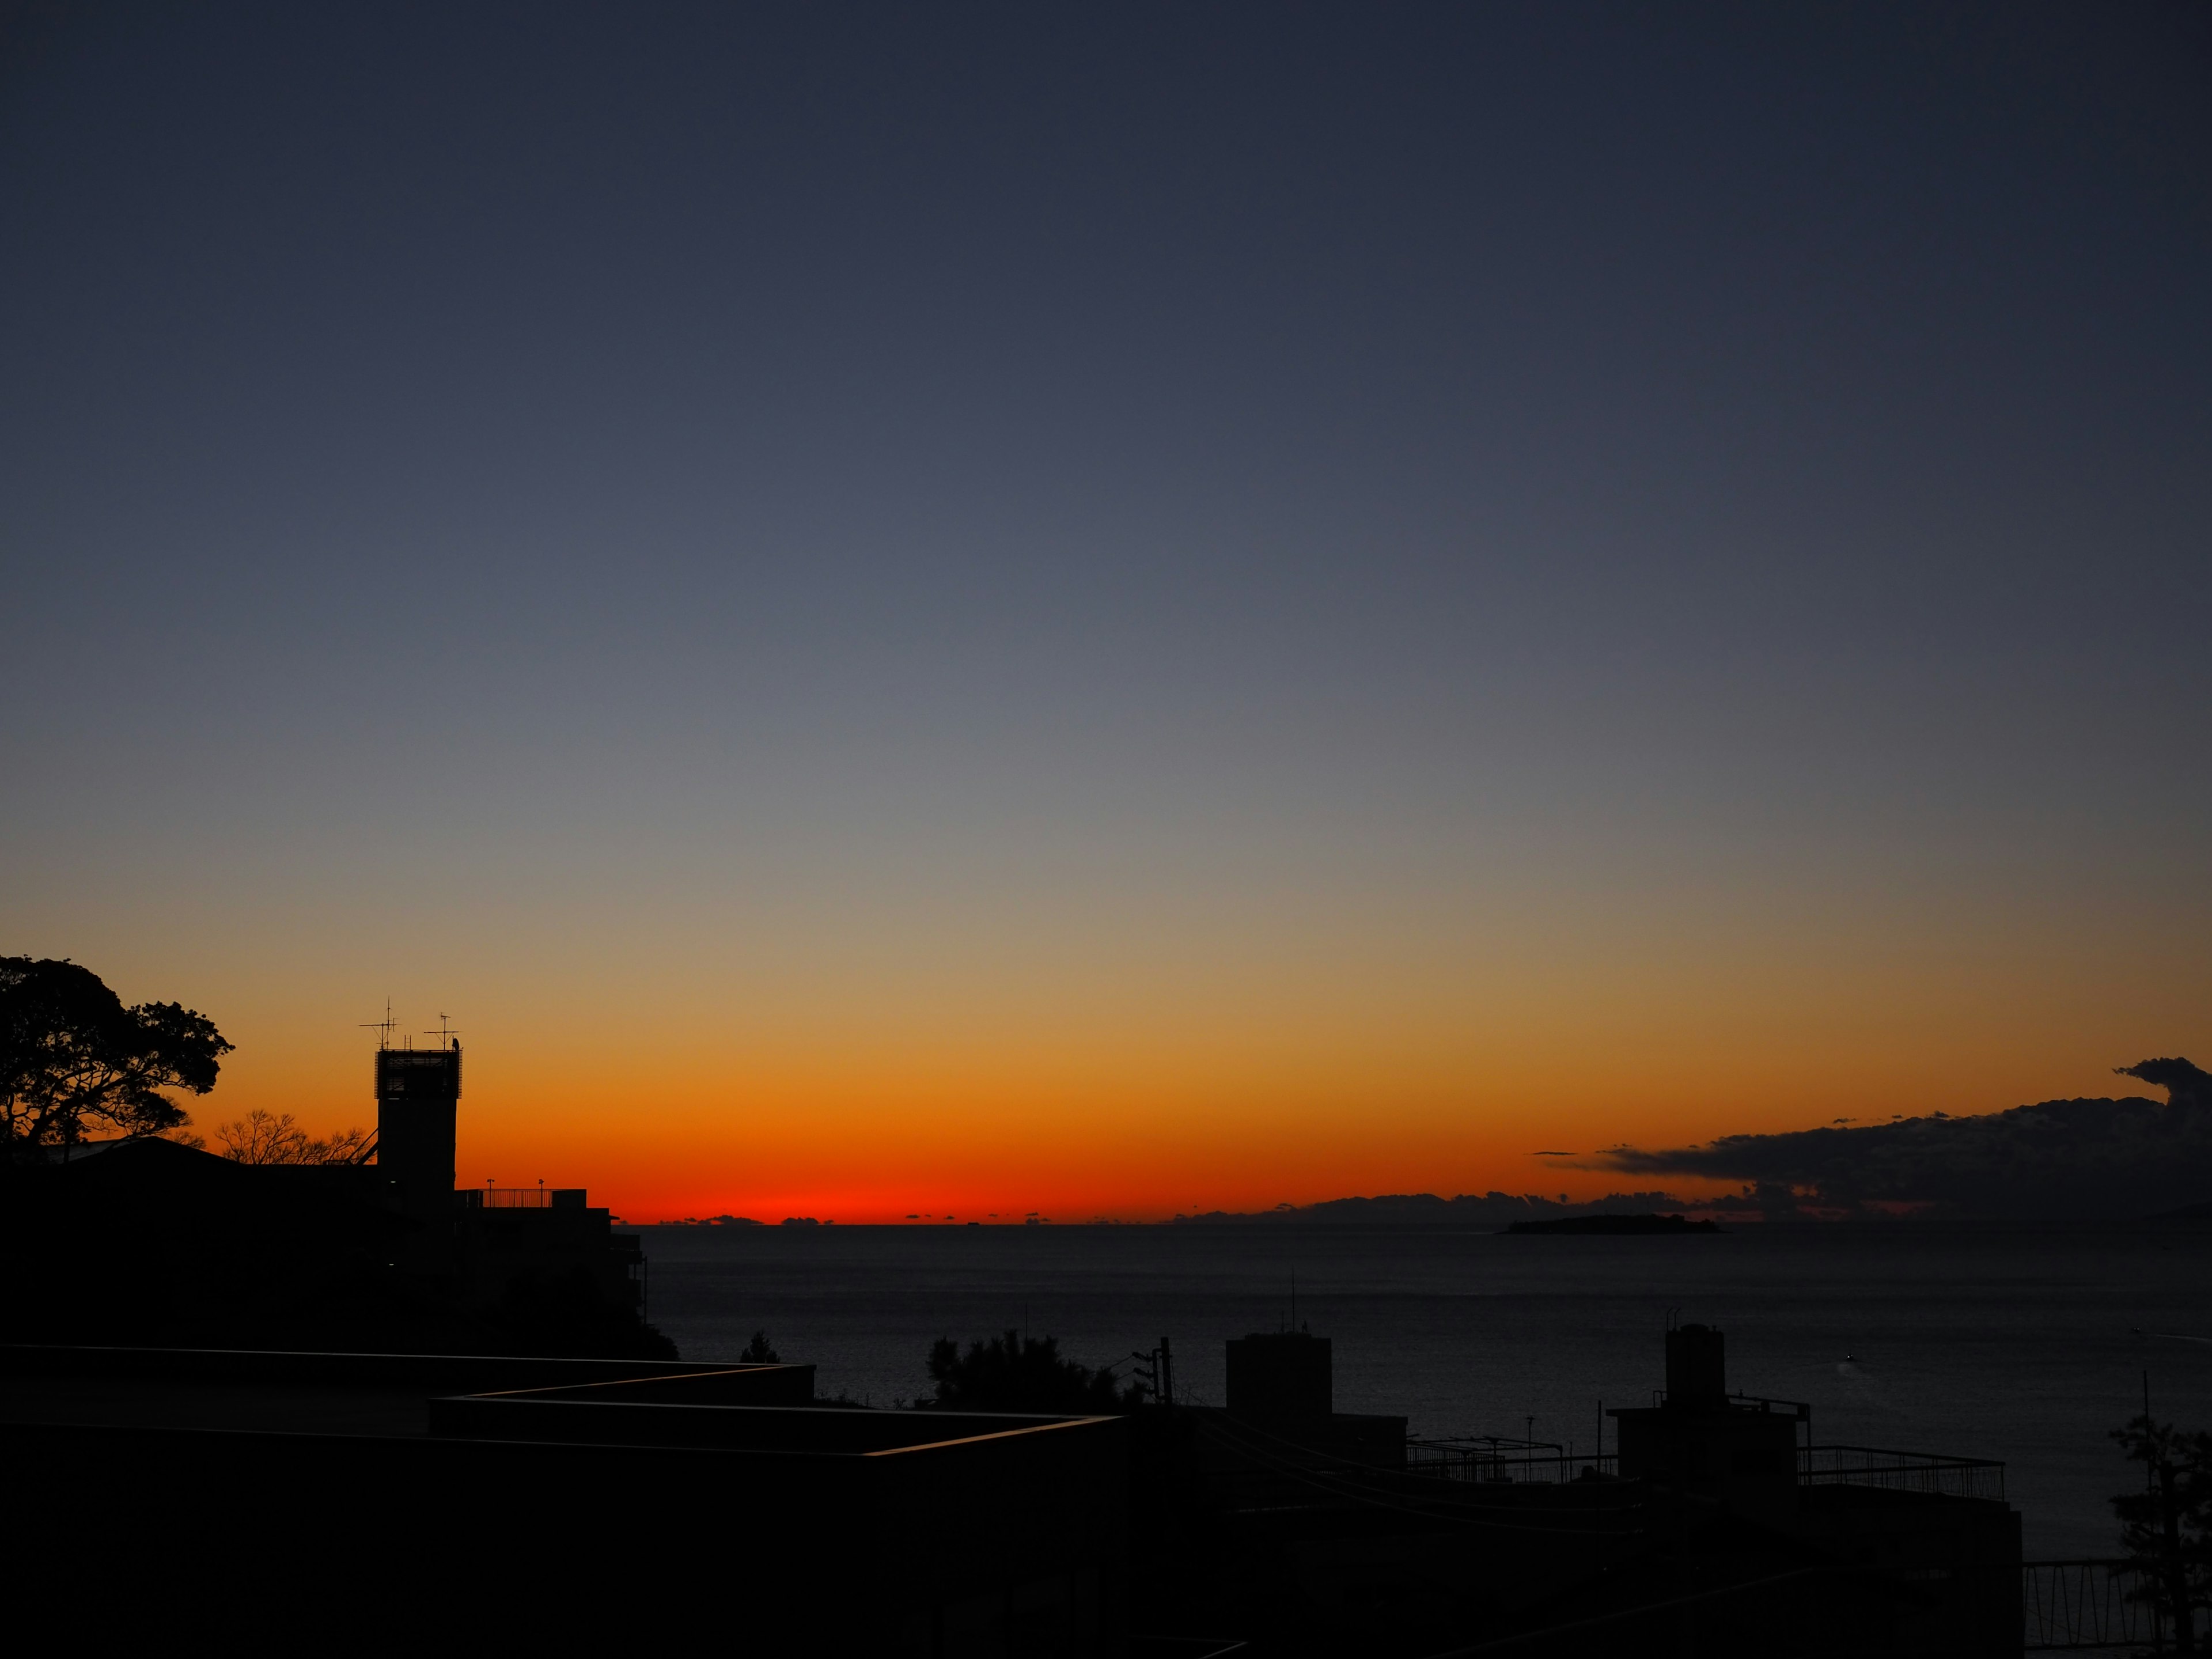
[1157,1320,2025,1654]
[5,1342,1125,1652]
[5,1033,658,1359]
[374,1041,461,1224]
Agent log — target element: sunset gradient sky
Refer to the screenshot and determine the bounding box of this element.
[5,5,2207,1219]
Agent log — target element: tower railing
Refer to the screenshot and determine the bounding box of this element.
[461,1187,588,1210]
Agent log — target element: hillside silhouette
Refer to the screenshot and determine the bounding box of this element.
[1174,1190,1694,1226]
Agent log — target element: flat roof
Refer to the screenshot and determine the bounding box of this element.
[1,1345,1115,1461]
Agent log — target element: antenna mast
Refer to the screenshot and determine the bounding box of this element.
[359,998,397,1051]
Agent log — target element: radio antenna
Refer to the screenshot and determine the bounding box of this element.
[428,1012,461,1050]
[359,998,396,1051]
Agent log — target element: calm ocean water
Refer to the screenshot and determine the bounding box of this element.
[640,1219,2212,1558]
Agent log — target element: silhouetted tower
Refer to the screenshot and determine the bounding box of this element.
[376,1043,460,1221]
[1665,1322,1728,1409]
[1226,1332,1332,1427]
[1611,1319,1805,1527]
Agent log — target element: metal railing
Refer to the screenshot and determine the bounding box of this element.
[2022,1559,2165,1651]
[1406,1438,1613,1484]
[1403,1438,2003,1501]
[1799,1444,2005,1501]
[466,1186,587,1209]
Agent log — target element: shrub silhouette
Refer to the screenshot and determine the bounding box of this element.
[926,1329,1138,1413]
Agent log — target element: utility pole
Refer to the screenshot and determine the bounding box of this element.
[1127,1338,1177,1410]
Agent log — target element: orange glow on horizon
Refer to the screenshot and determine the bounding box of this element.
[91,865,2207,1225]
[176,1014,2194,1224]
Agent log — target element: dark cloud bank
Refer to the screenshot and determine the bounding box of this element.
[1595,1059,2212,1222]
[1181,1060,2212,1225]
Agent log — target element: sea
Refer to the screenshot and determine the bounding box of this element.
[639,1218,2212,1559]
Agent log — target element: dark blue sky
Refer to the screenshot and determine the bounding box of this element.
[5,3,2208,1200]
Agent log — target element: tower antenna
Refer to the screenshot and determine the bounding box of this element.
[359,998,396,1051]
[427,1012,461,1050]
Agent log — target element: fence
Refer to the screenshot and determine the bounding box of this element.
[1406,1438,1608,1485]
[2022,1559,2166,1652]
[1404,1438,2004,1500]
[1797,1444,2006,1501]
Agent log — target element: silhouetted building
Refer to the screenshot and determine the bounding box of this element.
[1603,1321,2022,1653]
[1608,1319,1805,1528]
[5,1342,1125,1653]
[1209,1328,1406,1471]
[1138,1321,2022,1656]
[378,1039,650,1336]
[2,1038,657,1358]
[374,1044,461,1224]
[1226,1330,1332,1423]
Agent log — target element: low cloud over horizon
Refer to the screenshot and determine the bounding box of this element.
[1588,1059,2212,1221]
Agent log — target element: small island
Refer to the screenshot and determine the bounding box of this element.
[1503,1213,1721,1236]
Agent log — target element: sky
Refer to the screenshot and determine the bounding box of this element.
[3,2,2208,1221]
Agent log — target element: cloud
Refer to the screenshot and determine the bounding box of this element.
[1590,1058,2212,1219]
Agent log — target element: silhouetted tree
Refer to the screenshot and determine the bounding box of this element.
[1,957,230,1158]
[2112,1412,2212,1651]
[215,1108,371,1165]
[926,1330,1140,1413]
[740,1330,779,1363]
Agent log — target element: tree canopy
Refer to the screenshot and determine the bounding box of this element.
[215,1108,370,1165]
[1,956,231,1156]
[926,1330,1140,1414]
[2111,1412,2212,1643]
